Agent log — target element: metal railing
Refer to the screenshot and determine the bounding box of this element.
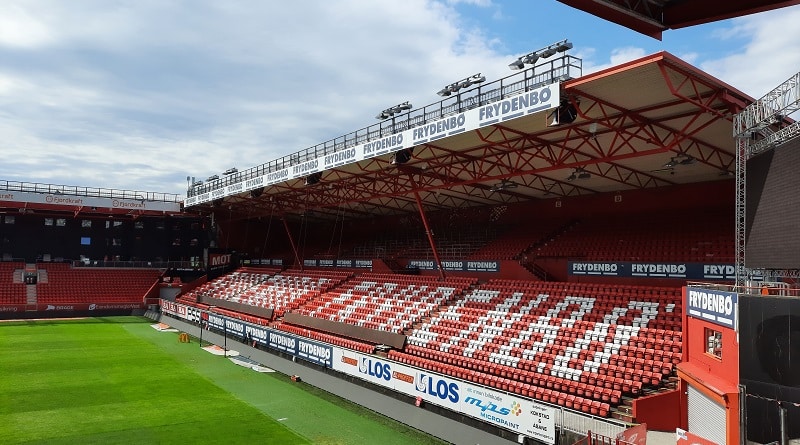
[0,180,182,203]
[188,55,583,197]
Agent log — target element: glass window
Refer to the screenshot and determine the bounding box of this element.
[56,218,66,226]
[81,220,92,228]
[80,237,91,246]
[44,218,54,226]
[4,215,14,224]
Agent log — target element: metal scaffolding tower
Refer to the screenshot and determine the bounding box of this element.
[732,71,800,286]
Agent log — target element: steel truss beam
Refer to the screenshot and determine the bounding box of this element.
[732,70,800,286]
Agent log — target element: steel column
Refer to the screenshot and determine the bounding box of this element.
[282,217,303,271]
[413,191,445,280]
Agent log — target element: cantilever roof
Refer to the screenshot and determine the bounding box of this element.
[193,52,752,222]
[557,0,800,40]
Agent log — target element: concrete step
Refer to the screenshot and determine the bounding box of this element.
[611,409,635,423]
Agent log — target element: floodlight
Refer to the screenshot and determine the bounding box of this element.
[509,59,525,70]
[438,73,485,96]
[509,39,571,70]
[376,102,413,120]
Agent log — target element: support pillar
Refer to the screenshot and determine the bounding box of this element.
[282,217,303,271]
[413,191,445,280]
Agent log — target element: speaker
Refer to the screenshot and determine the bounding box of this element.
[756,314,800,387]
[250,187,264,198]
[304,172,322,186]
[740,296,800,389]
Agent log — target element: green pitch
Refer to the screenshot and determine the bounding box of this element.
[0,317,445,445]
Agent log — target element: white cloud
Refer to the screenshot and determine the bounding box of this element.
[701,7,800,98]
[2,1,798,199]
[580,46,647,75]
[0,3,54,48]
[0,0,508,196]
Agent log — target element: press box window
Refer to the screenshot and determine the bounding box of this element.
[705,328,722,359]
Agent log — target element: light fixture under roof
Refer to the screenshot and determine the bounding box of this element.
[664,153,695,168]
[567,167,590,181]
[490,179,519,192]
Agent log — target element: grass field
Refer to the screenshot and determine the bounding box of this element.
[0,317,446,445]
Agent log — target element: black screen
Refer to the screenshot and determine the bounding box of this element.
[745,138,800,269]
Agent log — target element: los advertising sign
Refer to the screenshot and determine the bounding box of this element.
[332,349,556,444]
[686,288,737,329]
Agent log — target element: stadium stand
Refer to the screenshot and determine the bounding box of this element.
[291,273,476,333]
[0,261,27,304]
[36,263,161,304]
[178,267,352,319]
[181,267,683,418]
[534,211,733,262]
[392,279,682,417]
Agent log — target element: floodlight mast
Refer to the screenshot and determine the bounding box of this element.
[509,39,573,71]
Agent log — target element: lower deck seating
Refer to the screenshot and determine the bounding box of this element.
[400,279,682,417]
[0,262,26,304]
[291,274,477,333]
[177,268,353,319]
[36,265,161,303]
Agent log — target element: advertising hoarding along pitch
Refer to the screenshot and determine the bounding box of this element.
[160,299,556,443]
[332,349,556,444]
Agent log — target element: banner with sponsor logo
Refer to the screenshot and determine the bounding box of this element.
[332,349,556,443]
[185,83,559,207]
[0,190,180,212]
[302,259,373,269]
[407,260,500,273]
[0,302,146,313]
[246,258,284,266]
[685,288,737,329]
[568,262,735,281]
[182,304,333,367]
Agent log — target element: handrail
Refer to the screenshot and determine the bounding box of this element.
[0,180,181,203]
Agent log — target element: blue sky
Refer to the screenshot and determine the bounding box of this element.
[1,0,798,197]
